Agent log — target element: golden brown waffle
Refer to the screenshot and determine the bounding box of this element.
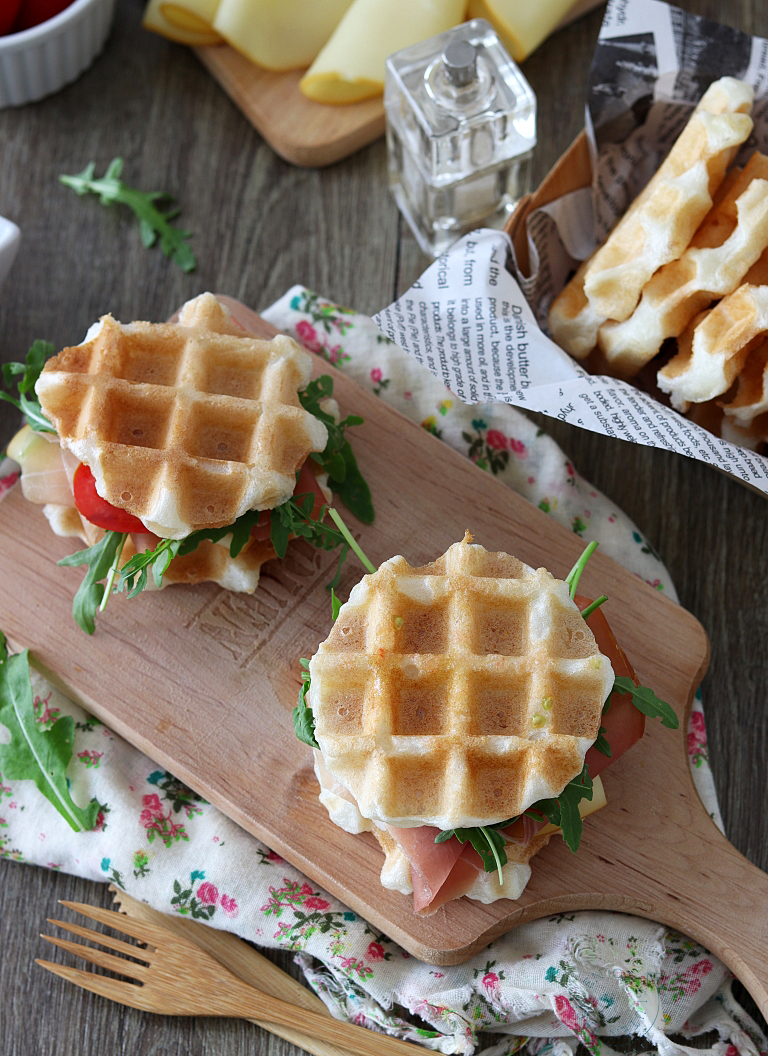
[36,293,328,540]
[657,284,768,411]
[547,260,604,360]
[582,107,753,323]
[597,159,768,376]
[548,78,754,355]
[721,338,768,428]
[308,534,614,830]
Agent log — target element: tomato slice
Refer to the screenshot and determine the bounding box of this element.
[575,595,645,780]
[250,461,327,542]
[73,463,147,534]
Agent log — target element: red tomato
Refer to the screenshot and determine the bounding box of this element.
[12,0,72,31]
[0,0,23,35]
[73,463,147,534]
[250,461,327,542]
[575,595,645,780]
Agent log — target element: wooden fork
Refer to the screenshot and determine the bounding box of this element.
[37,901,420,1056]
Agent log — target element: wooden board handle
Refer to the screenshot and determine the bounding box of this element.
[650,824,768,1018]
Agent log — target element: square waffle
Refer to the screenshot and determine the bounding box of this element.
[35,293,328,539]
[309,534,615,831]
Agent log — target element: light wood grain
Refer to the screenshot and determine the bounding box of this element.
[4,300,767,1016]
[193,47,385,168]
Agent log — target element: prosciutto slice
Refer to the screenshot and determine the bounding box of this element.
[385,819,546,913]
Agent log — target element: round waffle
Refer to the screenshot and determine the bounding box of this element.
[35,293,328,539]
[309,534,615,830]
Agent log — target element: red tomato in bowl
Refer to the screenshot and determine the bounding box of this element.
[12,0,73,32]
[73,463,147,534]
[0,0,23,35]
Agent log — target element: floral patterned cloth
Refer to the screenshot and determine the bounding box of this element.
[0,289,763,1056]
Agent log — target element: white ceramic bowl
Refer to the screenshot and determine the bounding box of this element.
[0,0,116,108]
[0,217,20,289]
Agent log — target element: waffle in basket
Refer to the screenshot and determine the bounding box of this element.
[309,533,614,831]
[547,76,768,454]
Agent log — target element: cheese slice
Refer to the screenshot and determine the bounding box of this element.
[160,0,220,33]
[143,0,222,45]
[213,0,354,72]
[300,0,468,105]
[467,0,577,62]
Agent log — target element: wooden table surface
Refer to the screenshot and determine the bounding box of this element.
[1,0,766,1052]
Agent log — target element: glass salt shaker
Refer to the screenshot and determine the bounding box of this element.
[385,18,537,258]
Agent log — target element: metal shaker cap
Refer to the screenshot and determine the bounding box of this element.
[442,40,477,87]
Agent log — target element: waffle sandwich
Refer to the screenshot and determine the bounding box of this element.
[299,533,666,913]
[7,293,373,631]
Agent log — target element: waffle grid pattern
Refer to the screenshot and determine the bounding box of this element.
[310,539,614,829]
[36,294,328,539]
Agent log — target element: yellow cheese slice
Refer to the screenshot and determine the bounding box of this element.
[467,0,576,62]
[143,0,222,45]
[300,0,468,105]
[160,0,220,33]
[537,775,607,837]
[213,0,354,72]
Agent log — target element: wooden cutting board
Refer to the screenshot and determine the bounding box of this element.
[193,47,385,168]
[191,0,606,168]
[2,300,767,1018]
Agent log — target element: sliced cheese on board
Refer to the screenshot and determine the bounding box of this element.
[467,0,577,61]
[143,0,222,45]
[160,0,220,33]
[213,0,354,72]
[300,0,468,105]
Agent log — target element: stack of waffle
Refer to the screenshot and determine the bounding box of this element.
[548,76,768,452]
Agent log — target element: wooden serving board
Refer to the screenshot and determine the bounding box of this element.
[191,0,605,168]
[194,46,385,168]
[2,300,767,1018]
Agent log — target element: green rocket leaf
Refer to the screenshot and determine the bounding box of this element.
[0,634,100,831]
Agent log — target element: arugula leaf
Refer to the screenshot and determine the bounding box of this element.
[331,587,342,622]
[436,763,594,873]
[270,494,352,589]
[436,824,508,882]
[60,159,196,273]
[0,340,56,433]
[521,765,593,853]
[613,676,679,729]
[0,633,100,831]
[299,376,374,524]
[58,531,125,634]
[117,494,358,605]
[593,725,612,757]
[565,540,598,599]
[293,658,319,749]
